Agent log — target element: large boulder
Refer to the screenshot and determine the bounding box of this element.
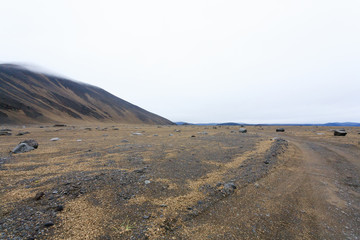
[334,129,347,136]
[12,143,35,154]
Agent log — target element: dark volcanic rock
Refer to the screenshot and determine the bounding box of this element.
[276,128,285,132]
[53,124,67,127]
[0,131,11,136]
[16,131,30,136]
[12,143,35,154]
[44,221,54,227]
[334,129,347,136]
[34,192,45,200]
[55,205,64,212]
[0,128,12,131]
[20,139,38,149]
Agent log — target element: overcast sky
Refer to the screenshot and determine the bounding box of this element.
[1,0,359,123]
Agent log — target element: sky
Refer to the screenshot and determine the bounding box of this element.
[1,0,360,124]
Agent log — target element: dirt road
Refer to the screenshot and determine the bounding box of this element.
[177,134,360,239]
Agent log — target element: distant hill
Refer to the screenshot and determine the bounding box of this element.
[321,122,360,127]
[175,121,360,127]
[0,64,173,125]
[217,122,244,126]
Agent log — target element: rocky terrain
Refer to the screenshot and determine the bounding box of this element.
[0,124,360,239]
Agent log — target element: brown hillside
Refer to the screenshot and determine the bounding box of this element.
[0,64,173,125]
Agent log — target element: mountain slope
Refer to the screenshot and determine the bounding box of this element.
[0,64,173,125]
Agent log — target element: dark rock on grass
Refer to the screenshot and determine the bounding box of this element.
[16,131,30,136]
[21,139,38,149]
[34,192,45,200]
[44,221,54,227]
[191,135,196,138]
[334,129,347,136]
[276,128,285,132]
[239,128,247,133]
[12,143,35,154]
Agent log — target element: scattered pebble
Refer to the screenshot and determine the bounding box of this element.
[50,137,60,141]
[145,180,151,184]
[44,221,54,227]
[55,205,64,212]
[34,192,45,200]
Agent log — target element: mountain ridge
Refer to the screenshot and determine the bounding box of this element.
[0,64,173,125]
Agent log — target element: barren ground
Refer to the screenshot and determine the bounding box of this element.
[1,124,360,239]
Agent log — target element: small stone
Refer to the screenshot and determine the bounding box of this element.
[143,215,150,219]
[121,139,129,143]
[44,221,54,227]
[16,131,30,136]
[0,131,11,136]
[76,139,82,142]
[55,205,64,212]
[160,204,168,207]
[53,124,66,127]
[34,192,45,200]
[239,128,247,133]
[20,139,38,148]
[223,182,236,194]
[52,190,58,194]
[145,180,151,184]
[50,137,60,141]
[134,168,145,174]
[276,128,285,132]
